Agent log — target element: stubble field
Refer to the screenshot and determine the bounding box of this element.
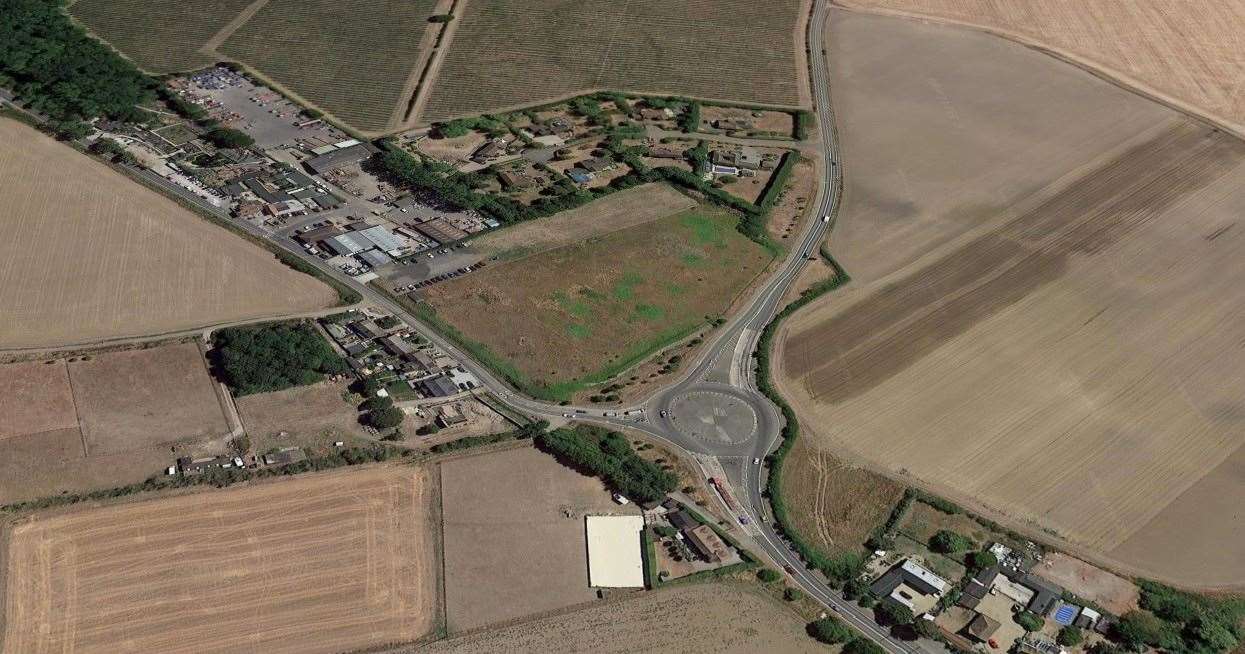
[425,582,823,653]
[219,0,440,132]
[438,446,632,633]
[777,10,1245,587]
[420,0,808,121]
[835,0,1245,136]
[68,0,256,72]
[422,202,773,399]
[0,119,336,349]
[1,466,439,654]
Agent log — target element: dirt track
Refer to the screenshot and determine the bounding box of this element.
[778,10,1245,587]
[1,466,438,653]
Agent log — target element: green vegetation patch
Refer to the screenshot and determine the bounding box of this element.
[211,320,348,395]
[535,424,676,503]
[420,204,773,400]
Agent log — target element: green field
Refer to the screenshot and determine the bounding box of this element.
[417,204,774,399]
[219,0,437,131]
[70,0,255,72]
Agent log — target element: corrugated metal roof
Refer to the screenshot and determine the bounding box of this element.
[356,225,403,252]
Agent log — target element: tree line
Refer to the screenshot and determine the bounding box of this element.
[535,425,676,503]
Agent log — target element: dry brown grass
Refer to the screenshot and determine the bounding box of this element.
[420,0,806,121]
[66,342,228,456]
[0,119,336,349]
[778,437,906,557]
[0,361,77,440]
[836,0,1245,136]
[235,379,372,445]
[423,582,824,654]
[438,446,633,633]
[470,183,695,260]
[1033,552,1140,616]
[777,10,1245,587]
[1,466,439,654]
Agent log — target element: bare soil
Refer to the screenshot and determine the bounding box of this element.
[1033,552,1140,615]
[0,119,336,349]
[777,10,1245,587]
[0,361,77,440]
[836,0,1245,137]
[438,445,638,633]
[235,379,373,446]
[66,342,228,456]
[423,582,825,653]
[1,465,439,654]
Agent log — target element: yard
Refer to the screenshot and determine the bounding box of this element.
[419,202,774,399]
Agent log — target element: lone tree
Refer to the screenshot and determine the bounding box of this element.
[206,127,254,149]
[364,407,405,430]
[929,529,973,553]
[966,549,998,572]
[876,600,915,626]
[1057,626,1083,647]
[757,568,781,583]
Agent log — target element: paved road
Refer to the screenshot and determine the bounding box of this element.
[170,2,919,650]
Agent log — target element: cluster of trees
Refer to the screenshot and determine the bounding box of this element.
[204,126,254,150]
[1113,581,1243,653]
[212,321,349,395]
[359,395,404,430]
[1,0,155,131]
[433,115,506,139]
[535,425,676,503]
[808,617,884,654]
[87,138,135,165]
[929,529,974,553]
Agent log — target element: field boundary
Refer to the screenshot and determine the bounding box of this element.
[829,2,1245,141]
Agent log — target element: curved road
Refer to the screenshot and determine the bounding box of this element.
[211,2,916,651]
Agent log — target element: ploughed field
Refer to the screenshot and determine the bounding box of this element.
[836,0,1245,136]
[0,119,336,349]
[421,197,773,399]
[778,10,1245,587]
[1,466,439,654]
[419,0,807,120]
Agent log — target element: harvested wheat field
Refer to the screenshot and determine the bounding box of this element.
[69,0,256,72]
[470,183,695,261]
[0,119,336,349]
[1,466,439,654]
[439,446,634,632]
[420,0,807,121]
[0,361,77,441]
[836,0,1245,136]
[219,0,439,132]
[777,10,1245,587]
[424,582,823,654]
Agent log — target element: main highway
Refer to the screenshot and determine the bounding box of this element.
[201,1,916,651]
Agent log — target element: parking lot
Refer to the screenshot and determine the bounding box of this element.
[188,68,346,150]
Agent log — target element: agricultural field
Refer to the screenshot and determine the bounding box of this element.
[421,203,773,399]
[420,0,808,121]
[777,10,1245,587]
[438,446,634,632]
[837,0,1245,136]
[424,582,824,654]
[234,379,373,446]
[1,466,439,654]
[69,0,256,72]
[219,0,440,132]
[0,118,336,349]
[777,437,906,558]
[0,343,231,505]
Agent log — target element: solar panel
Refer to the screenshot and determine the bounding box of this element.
[1053,603,1078,625]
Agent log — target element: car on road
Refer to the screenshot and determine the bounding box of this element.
[659,410,667,417]
[823,215,831,222]
[738,515,750,525]
[784,564,795,574]
[561,413,572,418]
[603,411,617,417]
[753,457,760,465]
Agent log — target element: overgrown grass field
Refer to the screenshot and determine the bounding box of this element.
[417,204,774,400]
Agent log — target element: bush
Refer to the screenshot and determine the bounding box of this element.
[757,568,781,583]
[784,587,804,602]
[1114,611,1168,648]
[361,396,394,413]
[415,423,440,436]
[929,529,973,553]
[205,127,254,149]
[1057,626,1083,647]
[428,13,453,22]
[843,636,886,654]
[364,407,405,430]
[1014,611,1045,633]
[212,321,348,395]
[808,617,853,645]
[966,549,998,572]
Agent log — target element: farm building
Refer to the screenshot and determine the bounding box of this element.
[413,218,468,244]
[685,524,730,563]
[579,157,614,173]
[358,249,392,267]
[712,146,763,170]
[585,515,645,588]
[966,613,1001,642]
[304,142,379,175]
[263,447,307,467]
[297,224,344,244]
[471,139,507,163]
[437,403,467,427]
[497,169,533,189]
[419,374,459,398]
